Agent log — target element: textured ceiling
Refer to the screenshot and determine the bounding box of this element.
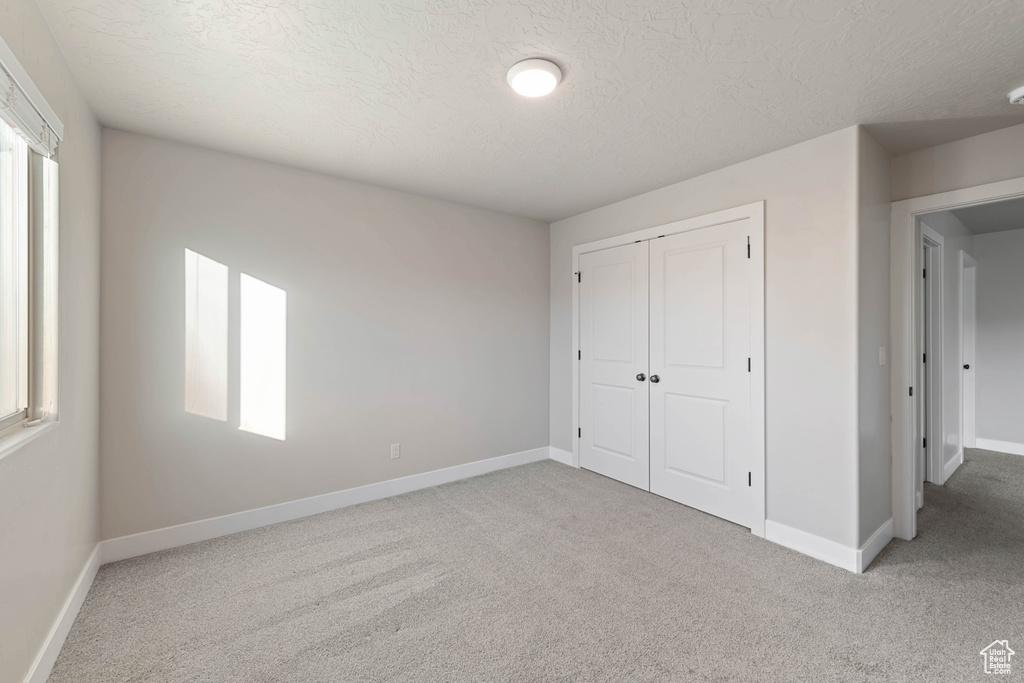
[951,196,1024,235]
[35,0,1024,221]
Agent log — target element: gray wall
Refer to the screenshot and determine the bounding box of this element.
[857,129,893,546]
[100,130,550,539]
[974,228,1024,446]
[918,211,974,470]
[892,122,1024,202]
[551,126,864,548]
[0,3,101,682]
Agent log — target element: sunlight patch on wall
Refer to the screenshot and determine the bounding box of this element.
[239,273,287,440]
[184,249,228,421]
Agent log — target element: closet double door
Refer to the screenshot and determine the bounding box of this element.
[578,221,753,528]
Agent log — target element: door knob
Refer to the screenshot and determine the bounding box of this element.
[964,364,970,370]
[636,373,646,382]
[650,375,660,383]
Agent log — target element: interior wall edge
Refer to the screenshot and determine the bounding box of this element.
[855,125,894,548]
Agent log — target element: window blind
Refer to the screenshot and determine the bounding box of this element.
[0,36,63,157]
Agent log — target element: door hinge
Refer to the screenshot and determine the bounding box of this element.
[923,268,926,279]
[923,353,926,363]
[747,236,751,259]
[909,386,913,397]
[576,271,581,283]
[578,427,581,438]
[923,437,927,449]
[747,357,751,372]
[578,350,581,360]
[748,472,752,487]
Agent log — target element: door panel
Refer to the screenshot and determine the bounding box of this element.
[579,242,650,490]
[591,384,636,459]
[664,246,725,368]
[649,223,751,527]
[664,394,726,483]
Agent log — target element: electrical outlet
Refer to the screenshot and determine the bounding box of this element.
[390,443,400,460]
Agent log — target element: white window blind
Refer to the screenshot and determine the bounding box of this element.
[0,36,63,157]
[0,120,28,424]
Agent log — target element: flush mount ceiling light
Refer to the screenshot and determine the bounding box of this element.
[507,59,561,98]
[1010,85,1024,105]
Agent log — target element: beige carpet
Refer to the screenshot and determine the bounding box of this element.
[49,448,1024,682]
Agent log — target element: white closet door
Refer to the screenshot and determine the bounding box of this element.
[579,242,650,490]
[649,223,752,527]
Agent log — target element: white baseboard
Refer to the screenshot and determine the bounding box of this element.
[943,450,964,482]
[24,544,101,683]
[101,447,549,564]
[548,446,574,466]
[765,520,858,573]
[856,517,894,573]
[765,518,894,574]
[974,438,1024,456]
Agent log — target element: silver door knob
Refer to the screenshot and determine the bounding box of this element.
[964,364,970,370]
[650,375,660,383]
[636,373,646,382]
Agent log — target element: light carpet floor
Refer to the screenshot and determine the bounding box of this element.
[50,449,1024,682]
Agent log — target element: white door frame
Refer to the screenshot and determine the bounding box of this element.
[571,201,766,537]
[890,176,1024,541]
[959,250,978,451]
[918,224,943,489]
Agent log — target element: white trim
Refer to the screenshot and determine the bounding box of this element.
[570,201,766,537]
[975,438,1024,457]
[943,450,964,482]
[23,545,100,683]
[0,36,63,156]
[890,175,1024,541]
[856,517,895,574]
[0,37,63,139]
[100,447,549,564]
[548,446,574,466]
[765,519,891,574]
[918,224,944,486]
[765,520,858,573]
[0,421,58,463]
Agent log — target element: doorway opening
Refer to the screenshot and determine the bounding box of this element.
[892,181,1024,540]
[917,225,943,505]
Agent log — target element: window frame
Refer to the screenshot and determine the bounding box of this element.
[0,128,60,454]
[0,33,62,456]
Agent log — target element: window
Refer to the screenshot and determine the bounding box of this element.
[0,120,29,433]
[0,36,62,446]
